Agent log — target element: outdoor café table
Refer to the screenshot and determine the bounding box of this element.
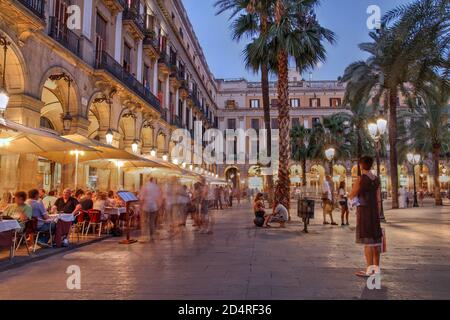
[0,220,21,254]
[49,213,75,248]
[104,207,126,228]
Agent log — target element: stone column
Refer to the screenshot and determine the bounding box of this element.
[136,39,143,82]
[114,12,123,62]
[152,59,159,95]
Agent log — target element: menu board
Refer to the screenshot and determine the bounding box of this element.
[117,191,138,203]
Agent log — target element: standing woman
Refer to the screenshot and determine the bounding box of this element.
[349,156,383,277]
[338,181,349,226]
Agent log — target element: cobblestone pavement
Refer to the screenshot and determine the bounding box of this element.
[0,200,449,300]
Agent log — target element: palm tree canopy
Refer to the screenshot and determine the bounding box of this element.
[398,82,450,159]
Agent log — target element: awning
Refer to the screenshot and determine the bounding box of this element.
[84,158,166,170]
[36,134,150,164]
[0,118,95,155]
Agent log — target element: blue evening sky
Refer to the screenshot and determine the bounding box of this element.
[182,0,413,81]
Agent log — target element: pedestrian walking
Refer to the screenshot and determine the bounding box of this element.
[349,156,383,278]
[139,178,162,242]
[322,175,337,225]
[338,181,349,226]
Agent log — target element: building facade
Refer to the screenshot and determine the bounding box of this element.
[0,0,447,195]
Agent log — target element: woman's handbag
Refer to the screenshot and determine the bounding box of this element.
[381,228,387,253]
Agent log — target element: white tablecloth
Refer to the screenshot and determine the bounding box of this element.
[0,220,21,233]
[104,207,126,216]
[49,214,75,223]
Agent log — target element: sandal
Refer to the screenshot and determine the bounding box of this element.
[355,270,371,278]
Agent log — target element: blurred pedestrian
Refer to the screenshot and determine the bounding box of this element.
[139,178,162,242]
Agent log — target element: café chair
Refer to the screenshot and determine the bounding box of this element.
[74,210,89,237]
[15,219,35,256]
[33,218,53,252]
[85,210,103,237]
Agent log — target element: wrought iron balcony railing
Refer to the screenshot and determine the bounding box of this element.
[18,0,45,18]
[123,6,145,34]
[48,17,81,57]
[95,50,161,112]
[143,31,159,52]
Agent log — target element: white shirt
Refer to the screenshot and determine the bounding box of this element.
[322,181,333,201]
[140,182,162,212]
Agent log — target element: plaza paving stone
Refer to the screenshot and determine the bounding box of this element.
[0,200,449,300]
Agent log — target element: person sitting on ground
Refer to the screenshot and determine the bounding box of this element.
[52,189,79,214]
[253,193,268,227]
[2,191,32,232]
[42,190,58,211]
[269,201,289,228]
[26,189,55,246]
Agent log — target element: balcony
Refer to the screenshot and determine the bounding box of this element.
[17,0,45,19]
[179,80,189,99]
[158,51,171,75]
[95,50,161,113]
[122,6,145,39]
[170,115,182,128]
[48,17,81,58]
[169,64,184,88]
[143,31,159,59]
[0,0,45,30]
[101,0,126,14]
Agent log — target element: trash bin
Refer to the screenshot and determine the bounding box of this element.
[298,199,315,219]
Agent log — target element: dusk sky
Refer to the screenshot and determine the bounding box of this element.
[182,0,413,81]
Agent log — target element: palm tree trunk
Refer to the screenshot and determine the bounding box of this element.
[357,130,362,176]
[275,0,290,210]
[261,62,273,196]
[433,146,443,206]
[302,157,307,187]
[260,15,273,201]
[388,89,399,209]
[275,49,290,209]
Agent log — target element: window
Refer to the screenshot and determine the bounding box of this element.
[310,98,321,107]
[292,118,300,128]
[123,42,132,73]
[271,118,279,129]
[227,119,236,130]
[250,99,260,109]
[312,117,321,126]
[290,98,300,108]
[40,117,55,130]
[225,100,236,109]
[251,119,260,131]
[271,99,279,108]
[330,98,342,107]
[143,64,150,88]
[95,13,107,54]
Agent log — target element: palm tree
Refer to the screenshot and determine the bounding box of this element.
[329,98,378,173]
[214,0,275,196]
[398,82,450,206]
[270,0,335,208]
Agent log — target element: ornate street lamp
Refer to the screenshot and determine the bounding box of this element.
[131,139,139,153]
[162,154,168,161]
[407,152,421,207]
[49,72,73,132]
[0,36,10,118]
[368,117,388,220]
[93,92,116,145]
[150,148,157,157]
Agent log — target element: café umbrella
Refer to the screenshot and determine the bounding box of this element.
[0,118,95,154]
[36,134,145,164]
